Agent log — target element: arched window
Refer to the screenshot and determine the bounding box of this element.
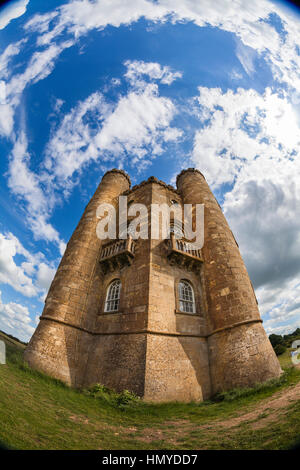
[178,280,195,313]
[105,279,121,312]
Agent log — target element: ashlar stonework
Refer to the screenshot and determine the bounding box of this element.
[24,168,282,402]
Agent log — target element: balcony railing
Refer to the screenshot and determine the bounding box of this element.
[166,233,203,272]
[173,239,202,259]
[99,236,135,273]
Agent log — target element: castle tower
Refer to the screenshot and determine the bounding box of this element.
[176,169,282,394]
[24,168,282,401]
[24,169,130,386]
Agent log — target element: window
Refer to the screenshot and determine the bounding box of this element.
[178,280,195,313]
[105,279,121,312]
[171,199,180,206]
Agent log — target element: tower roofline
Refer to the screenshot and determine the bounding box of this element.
[101,168,207,193]
[102,168,131,186]
[123,175,178,196]
[176,168,206,188]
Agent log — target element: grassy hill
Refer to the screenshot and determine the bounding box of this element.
[0,333,300,450]
[0,330,27,349]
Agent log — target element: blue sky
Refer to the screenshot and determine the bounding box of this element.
[0,0,300,341]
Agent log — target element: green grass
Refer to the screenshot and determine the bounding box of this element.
[0,330,26,349]
[277,347,298,369]
[0,335,300,450]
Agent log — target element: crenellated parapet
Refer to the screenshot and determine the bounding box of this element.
[176,167,206,187]
[102,168,131,187]
[123,175,179,196]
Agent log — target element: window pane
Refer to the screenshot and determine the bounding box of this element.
[105,280,121,312]
[178,281,195,313]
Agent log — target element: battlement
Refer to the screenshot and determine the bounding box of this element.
[123,175,178,196]
[102,168,131,186]
[176,168,206,187]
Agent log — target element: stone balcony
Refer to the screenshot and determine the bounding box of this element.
[99,237,136,274]
[166,233,203,272]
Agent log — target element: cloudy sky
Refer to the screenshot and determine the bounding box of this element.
[0,0,300,341]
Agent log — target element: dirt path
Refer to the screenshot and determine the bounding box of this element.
[137,380,300,444]
[217,380,300,430]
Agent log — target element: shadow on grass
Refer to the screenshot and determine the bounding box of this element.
[289,436,300,451]
[0,439,12,450]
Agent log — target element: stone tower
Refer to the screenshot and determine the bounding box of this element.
[24,168,282,402]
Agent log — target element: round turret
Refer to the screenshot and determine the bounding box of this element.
[24,169,130,386]
[177,167,282,393]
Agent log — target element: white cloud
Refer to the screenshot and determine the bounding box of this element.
[0,39,26,79]
[0,80,6,102]
[95,83,179,157]
[224,173,300,289]
[111,78,121,87]
[0,290,35,342]
[35,262,55,291]
[0,39,73,139]
[7,131,65,248]
[124,60,182,86]
[0,0,29,30]
[0,80,14,136]
[189,85,300,335]
[5,40,74,108]
[53,98,64,113]
[44,91,110,180]
[191,86,300,187]
[235,40,257,76]
[0,103,14,137]
[0,230,57,338]
[8,131,50,214]
[159,1,295,89]
[45,81,181,181]
[17,0,300,100]
[58,241,66,256]
[25,0,168,44]
[0,232,38,297]
[257,278,300,336]
[229,69,243,81]
[24,10,58,35]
